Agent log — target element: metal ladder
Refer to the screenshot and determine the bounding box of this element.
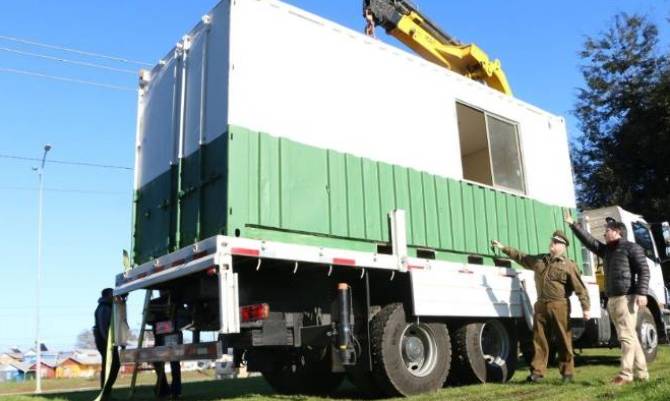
[128,290,153,399]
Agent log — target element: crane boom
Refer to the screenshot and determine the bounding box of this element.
[364,0,513,96]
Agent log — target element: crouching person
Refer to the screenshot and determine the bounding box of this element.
[492,230,590,383]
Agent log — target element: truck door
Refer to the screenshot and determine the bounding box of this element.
[631,221,666,303]
[650,222,670,287]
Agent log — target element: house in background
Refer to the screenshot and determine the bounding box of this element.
[27,361,57,379]
[72,349,100,361]
[0,362,30,382]
[56,350,102,378]
[0,348,24,365]
[56,356,100,378]
[23,344,58,367]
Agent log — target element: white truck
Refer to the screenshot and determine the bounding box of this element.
[570,207,670,362]
[112,0,670,397]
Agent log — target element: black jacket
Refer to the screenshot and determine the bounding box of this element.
[94,297,113,343]
[570,223,650,297]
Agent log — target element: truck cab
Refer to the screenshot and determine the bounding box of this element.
[578,206,670,358]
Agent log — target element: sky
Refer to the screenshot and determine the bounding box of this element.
[0,1,668,352]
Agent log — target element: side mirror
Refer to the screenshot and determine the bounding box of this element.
[662,222,670,258]
[651,222,670,261]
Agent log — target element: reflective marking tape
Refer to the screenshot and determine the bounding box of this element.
[231,247,260,257]
[332,257,356,266]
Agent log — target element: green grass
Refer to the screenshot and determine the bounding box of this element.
[1,347,668,401]
[0,371,215,396]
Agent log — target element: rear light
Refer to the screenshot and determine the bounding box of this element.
[155,320,174,335]
[240,303,270,322]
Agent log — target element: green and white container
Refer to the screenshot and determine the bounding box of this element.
[132,0,581,268]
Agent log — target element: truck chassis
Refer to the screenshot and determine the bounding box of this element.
[113,212,666,397]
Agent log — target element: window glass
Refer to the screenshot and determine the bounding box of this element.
[632,222,656,259]
[487,116,525,192]
[456,104,493,186]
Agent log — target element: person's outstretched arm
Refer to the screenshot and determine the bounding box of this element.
[491,240,541,271]
[565,211,605,257]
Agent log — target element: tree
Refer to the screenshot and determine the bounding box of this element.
[76,328,143,349]
[76,329,97,349]
[572,13,670,221]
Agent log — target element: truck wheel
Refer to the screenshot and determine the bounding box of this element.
[370,303,451,397]
[636,306,658,363]
[449,320,517,384]
[259,347,344,395]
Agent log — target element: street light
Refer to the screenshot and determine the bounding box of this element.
[34,144,51,394]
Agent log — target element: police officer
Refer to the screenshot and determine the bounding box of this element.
[492,230,590,383]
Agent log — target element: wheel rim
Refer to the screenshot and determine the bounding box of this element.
[639,321,658,353]
[479,320,510,365]
[399,323,438,377]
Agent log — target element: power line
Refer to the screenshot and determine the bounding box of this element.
[0,47,137,74]
[0,67,135,92]
[0,306,94,310]
[0,154,133,170]
[0,186,128,195]
[0,313,94,318]
[0,34,152,66]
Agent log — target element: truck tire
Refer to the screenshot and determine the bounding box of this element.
[636,306,658,363]
[449,320,517,384]
[370,303,451,397]
[259,347,345,395]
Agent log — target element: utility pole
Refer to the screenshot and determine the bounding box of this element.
[34,144,51,394]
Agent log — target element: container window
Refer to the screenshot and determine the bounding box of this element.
[487,115,525,192]
[456,103,525,193]
[456,104,492,186]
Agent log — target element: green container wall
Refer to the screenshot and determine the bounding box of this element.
[133,125,583,269]
[133,134,228,263]
[133,166,177,263]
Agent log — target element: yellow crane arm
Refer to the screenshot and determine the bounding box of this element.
[364,0,513,96]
